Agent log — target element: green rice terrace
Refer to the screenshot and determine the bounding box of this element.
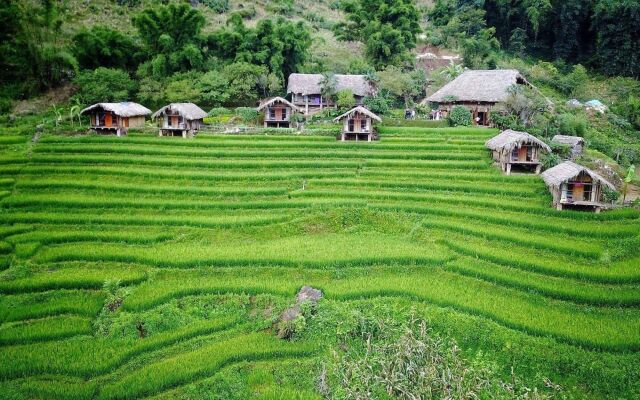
[0,126,639,399]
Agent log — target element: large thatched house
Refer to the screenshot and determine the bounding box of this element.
[426,69,531,126]
[152,103,208,138]
[256,97,299,128]
[485,130,551,174]
[541,161,615,212]
[333,106,381,142]
[287,73,374,115]
[552,135,585,159]
[81,102,151,137]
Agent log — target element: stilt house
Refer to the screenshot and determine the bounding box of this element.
[287,73,374,115]
[552,135,585,159]
[256,97,299,128]
[81,102,151,137]
[485,130,551,174]
[152,103,208,138]
[333,106,381,142]
[541,161,615,212]
[425,70,535,126]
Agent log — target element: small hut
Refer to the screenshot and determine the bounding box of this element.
[552,135,585,159]
[485,130,551,174]
[333,106,382,142]
[151,103,208,138]
[81,102,151,137]
[256,97,299,128]
[541,161,615,212]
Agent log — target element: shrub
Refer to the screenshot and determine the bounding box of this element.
[336,89,356,110]
[540,152,561,169]
[558,113,587,136]
[73,68,136,105]
[363,96,389,115]
[448,106,472,126]
[235,107,258,123]
[208,107,231,117]
[603,187,620,203]
[201,0,230,13]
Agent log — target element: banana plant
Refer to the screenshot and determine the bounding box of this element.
[622,164,636,203]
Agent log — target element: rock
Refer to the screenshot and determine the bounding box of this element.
[296,285,323,306]
[35,124,44,132]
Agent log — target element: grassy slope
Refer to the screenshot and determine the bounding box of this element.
[0,124,638,399]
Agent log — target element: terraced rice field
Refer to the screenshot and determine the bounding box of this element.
[0,126,639,399]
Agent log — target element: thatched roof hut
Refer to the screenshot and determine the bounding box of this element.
[426,70,529,103]
[256,97,299,112]
[81,102,151,136]
[81,102,151,118]
[256,97,299,128]
[552,135,586,159]
[152,103,208,138]
[541,161,615,211]
[287,73,374,97]
[334,106,381,142]
[486,130,551,153]
[287,73,375,114]
[541,161,614,190]
[151,103,208,121]
[485,130,550,174]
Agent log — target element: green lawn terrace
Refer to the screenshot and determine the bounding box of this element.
[0,126,639,399]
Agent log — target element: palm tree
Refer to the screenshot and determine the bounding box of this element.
[440,61,464,81]
[319,72,338,105]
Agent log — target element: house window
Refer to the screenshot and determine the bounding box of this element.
[511,148,518,161]
[348,119,355,132]
[360,119,367,132]
[269,108,276,120]
[583,184,593,202]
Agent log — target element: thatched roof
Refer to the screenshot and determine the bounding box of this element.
[333,106,382,123]
[485,130,551,153]
[552,135,585,147]
[81,102,151,117]
[256,97,299,112]
[151,103,208,121]
[541,161,615,190]
[426,70,529,103]
[287,73,374,97]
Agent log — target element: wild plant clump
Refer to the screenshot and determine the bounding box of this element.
[327,315,556,399]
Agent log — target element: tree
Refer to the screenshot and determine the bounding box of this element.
[622,165,636,203]
[165,73,203,103]
[208,15,311,82]
[501,84,547,127]
[333,0,421,68]
[73,68,136,105]
[319,73,338,104]
[592,0,640,78]
[378,66,426,108]
[0,0,77,94]
[73,26,141,71]
[198,72,230,107]
[220,62,267,106]
[133,3,206,77]
[440,61,464,81]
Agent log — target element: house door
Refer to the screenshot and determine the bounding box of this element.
[123,117,129,128]
[171,116,179,126]
[105,113,112,127]
[477,111,487,125]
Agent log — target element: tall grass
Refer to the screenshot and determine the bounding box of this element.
[0,315,92,345]
[0,290,104,322]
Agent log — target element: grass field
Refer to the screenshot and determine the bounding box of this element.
[0,127,639,399]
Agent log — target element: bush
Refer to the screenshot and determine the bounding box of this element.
[540,152,561,169]
[208,107,231,117]
[558,113,587,136]
[336,89,356,110]
[363,96,389,115]
[235,107,258,123]
[164,73,203,104]
[197,71,229,107]
[73,68,136,105]
[448,106,472,126]
[201,0,230,13]
[603,187,620,203]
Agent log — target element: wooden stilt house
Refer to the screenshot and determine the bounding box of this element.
[81,102,151,137]
[333,106,382,142]
[256,97,299,128]
[152,103,208,138]
[541,161,615,212]
[287,73,374,115]
[485,130,551,174]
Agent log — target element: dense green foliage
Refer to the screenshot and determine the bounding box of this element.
[334,0,421,68]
